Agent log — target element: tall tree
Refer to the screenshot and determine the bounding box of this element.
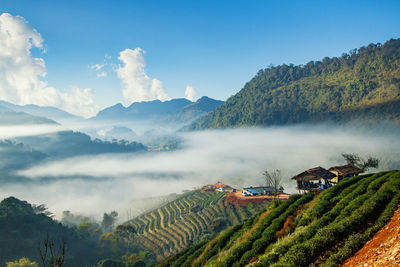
[263,169,282,197]
[101,211,118,233]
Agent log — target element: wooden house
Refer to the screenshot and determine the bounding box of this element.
[291,166,336,192]
[328,164,363,184]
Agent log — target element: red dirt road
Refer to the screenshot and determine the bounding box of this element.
[225,190,290,206]
[342,205,400,267]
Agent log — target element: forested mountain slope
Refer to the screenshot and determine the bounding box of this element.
[0,197,101,266]
[190,38,400,129]
[161,171,400,267]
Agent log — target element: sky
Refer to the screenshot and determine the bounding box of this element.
[0,0,400,117]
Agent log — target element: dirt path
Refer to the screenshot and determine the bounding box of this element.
[225,191,290,206]
[342,205,400,267]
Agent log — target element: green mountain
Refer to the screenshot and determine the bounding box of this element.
[0,197,101,266]
[16,130,147,158]
[190,38,400,130]
[160,171,400,267]
[0,140,46,174]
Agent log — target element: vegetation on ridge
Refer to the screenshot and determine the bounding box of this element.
[190,38,400,129]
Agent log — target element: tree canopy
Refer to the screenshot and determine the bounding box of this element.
[189,39,400,129]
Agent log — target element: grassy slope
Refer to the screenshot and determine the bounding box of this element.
[160,171,400,266]
[123,190,268,261]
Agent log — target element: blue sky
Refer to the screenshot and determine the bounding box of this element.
[1,0,400,114]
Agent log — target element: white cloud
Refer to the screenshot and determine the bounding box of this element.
[117,48,170,103]
[13,125,400,218]
[89,63,104,71]
[97,71,107,78]
[185,85,196,101]
[0,13,98,118]
[0,124,64,139]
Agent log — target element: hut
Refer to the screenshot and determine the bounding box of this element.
[291,166,335,192]
[328,164,363,184]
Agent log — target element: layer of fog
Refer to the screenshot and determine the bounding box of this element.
[3,125,400,221]
[0,124,65,139]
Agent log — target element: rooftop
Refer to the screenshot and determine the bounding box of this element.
[291,166,336,181]
[328,164,363,175]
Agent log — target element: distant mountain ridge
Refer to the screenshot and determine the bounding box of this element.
[189,38,400,130]
[93,96,224,124]
[0,102,57,125]
[0,100,81,123]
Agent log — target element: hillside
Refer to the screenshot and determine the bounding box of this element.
[0,104,57,125]
[190,38,400,130]
[94,98,192,121]
[16,131,146,158]
[117,189,268,261]
[0,140,46,174]
[0,100,82,124]
[93,96,223,125]
[165,96,224,124]
[342,204,400,266]
[0,197,101,266]
[160,171,400,266]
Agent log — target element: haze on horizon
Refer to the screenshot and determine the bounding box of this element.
[0,124,397,221]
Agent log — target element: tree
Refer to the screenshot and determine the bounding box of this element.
[101,211,118,233]
[341,153,379,171]
[32,204,54,218]
[38,235,65,267]
[263,169,283,197]
[6,258,38,267]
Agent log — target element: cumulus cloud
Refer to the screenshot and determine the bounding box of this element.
[117,48,170,103]
[0,13,98,118]
[185,85,196,102]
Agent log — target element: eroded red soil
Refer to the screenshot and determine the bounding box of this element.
[342,205,400,267]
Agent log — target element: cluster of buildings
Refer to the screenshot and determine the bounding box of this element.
[291,164,363,192]
[201,164,362,199]
[201,182,235,192]
[241,186,283,196]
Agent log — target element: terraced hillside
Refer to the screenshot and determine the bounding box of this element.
[126,190,267,260]
[161,171,400,266]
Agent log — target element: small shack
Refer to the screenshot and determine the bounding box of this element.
[328,164,363,184]
[291,166,335,192]
[242,186,281,196]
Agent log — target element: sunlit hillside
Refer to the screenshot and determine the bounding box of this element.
[160,171,400,266]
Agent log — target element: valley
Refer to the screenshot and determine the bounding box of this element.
[0,4,399,266]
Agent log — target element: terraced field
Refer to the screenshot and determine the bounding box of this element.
[161,171,400,266]
[127,190,267,259]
